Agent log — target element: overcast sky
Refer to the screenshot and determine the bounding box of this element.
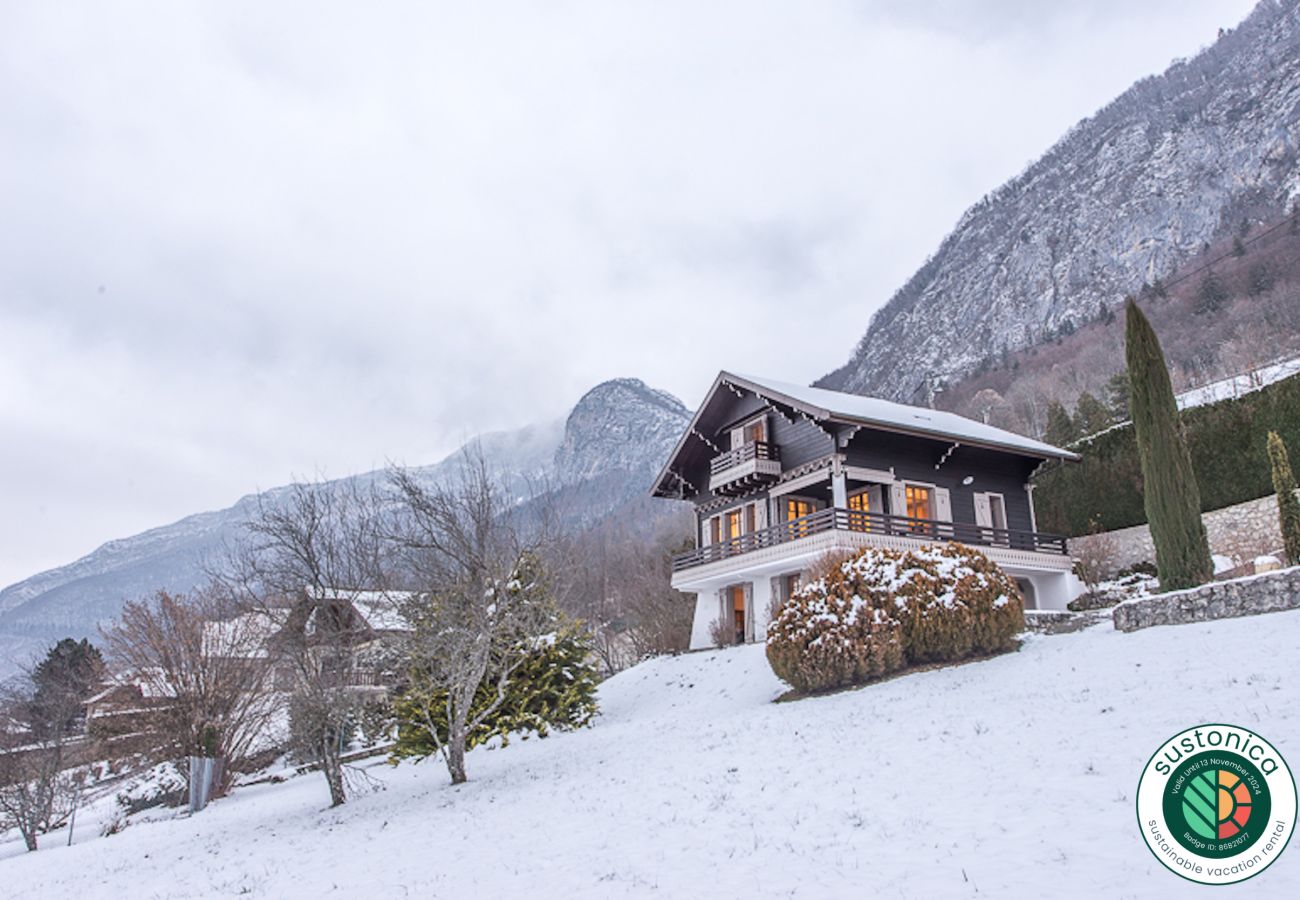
[0,0,1258,587]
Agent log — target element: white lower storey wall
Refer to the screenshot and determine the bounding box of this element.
[689,577,779,649]
[682,542,1082,651]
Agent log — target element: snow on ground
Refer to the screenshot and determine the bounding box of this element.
[4,613,1300,898]
[1075,356,1300,448]
[1175,355,1300,410]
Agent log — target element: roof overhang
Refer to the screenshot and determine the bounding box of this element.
[650,371,1079,499]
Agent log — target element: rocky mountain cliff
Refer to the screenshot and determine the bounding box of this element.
[819,0,1300,403]
[554,379,691,483]
[0,378,689,677]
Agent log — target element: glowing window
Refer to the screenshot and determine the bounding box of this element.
[905,485,933,521]
[726,509,743,539]
[785,498,814,521]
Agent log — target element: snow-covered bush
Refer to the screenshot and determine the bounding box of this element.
[764,555,904,693]
[893,543,1024,663]
[115,761,187,814]
[765,543,1023,693]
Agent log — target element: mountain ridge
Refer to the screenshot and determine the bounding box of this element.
[0,377,689,677]
[819,0,1300,403]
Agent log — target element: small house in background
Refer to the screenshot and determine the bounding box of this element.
[198,590,413,691]
[202,607,296,690]
[84,669,178,756]
[301,588,412,689]
[651,372,1083,650]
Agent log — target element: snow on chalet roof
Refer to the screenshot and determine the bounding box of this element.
[87,668,177,701]
[727,372,1079,462]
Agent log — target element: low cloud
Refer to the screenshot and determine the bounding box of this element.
[0,0,1256,584]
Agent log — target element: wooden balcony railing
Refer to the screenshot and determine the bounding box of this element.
[672,507,1068,572]
[709,441,780,476]
[319,666,389,688]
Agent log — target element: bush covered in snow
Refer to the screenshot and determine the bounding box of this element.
[115,761,187,814]
[765,543,1024,693]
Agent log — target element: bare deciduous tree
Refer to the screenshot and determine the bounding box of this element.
[1072,521,1120,596]
[0,680,82,851]
[553,522,693,673]
[226,477,390,807]
[100,586,281,793]
[390,450,557,785]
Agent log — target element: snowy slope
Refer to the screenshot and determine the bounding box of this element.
[1176,355,1300,410]
[4,612,1298,897]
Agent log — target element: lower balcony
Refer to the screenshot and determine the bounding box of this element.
[672,507,1068,574]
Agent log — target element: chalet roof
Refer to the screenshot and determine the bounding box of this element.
[87,669,177,702]
[652,370,1078,498]
[732,373,1080,461]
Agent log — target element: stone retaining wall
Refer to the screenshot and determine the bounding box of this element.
[1067,490,1295,574]
[1112,565,1300,632]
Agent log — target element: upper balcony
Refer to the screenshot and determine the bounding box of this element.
[672,507,1068,573]
[708,441,781,496]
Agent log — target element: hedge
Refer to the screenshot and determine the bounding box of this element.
[1033,372,1300,537]
[765,543,1023,693]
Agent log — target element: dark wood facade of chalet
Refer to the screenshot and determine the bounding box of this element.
[653,373,1073,571]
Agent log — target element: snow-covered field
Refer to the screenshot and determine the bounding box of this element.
[4,613,1299,898]
[1176,355,1300,410]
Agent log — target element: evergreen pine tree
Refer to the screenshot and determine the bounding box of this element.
[1195,272,1229,314]
[1043,401,1079,446]
[1073,392,1113,436]
[1125,300,1212,591]
[391,623,600,761]
[1267,431,1300,567]
[1232,236,1247,257]
[1247,262,1275,296]
[1105,371,1131,420]
[29,637,105,737]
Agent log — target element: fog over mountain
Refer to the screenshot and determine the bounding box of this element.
[1,1,1253,593]
[0,379,688,680]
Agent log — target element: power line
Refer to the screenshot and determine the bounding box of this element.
[1152,212,1296,295]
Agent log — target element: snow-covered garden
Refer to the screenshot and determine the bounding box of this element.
[4,609,1298,898]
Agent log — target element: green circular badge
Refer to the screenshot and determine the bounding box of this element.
[1137,724,1296,885]
[1161,750,1271,859]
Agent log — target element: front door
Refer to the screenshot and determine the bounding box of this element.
[731,585,746,643]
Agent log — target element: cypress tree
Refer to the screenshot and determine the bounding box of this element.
[1125,300,1212,591]
[1267,431,1300,566]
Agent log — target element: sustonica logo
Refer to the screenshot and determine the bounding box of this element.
[1138,724,1296,885]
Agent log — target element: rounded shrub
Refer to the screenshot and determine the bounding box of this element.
[765,543,1024,693]
[764,557,904,694]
